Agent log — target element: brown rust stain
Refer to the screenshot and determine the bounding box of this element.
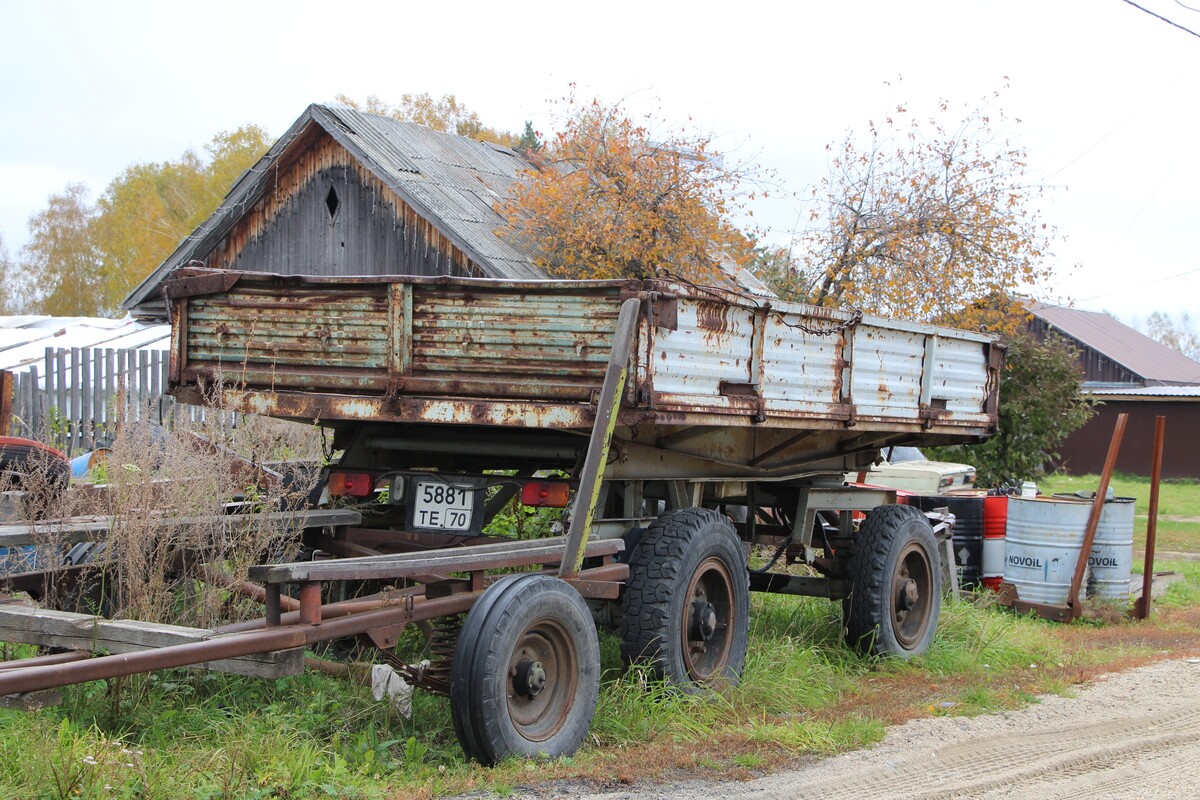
[696,302,731,332]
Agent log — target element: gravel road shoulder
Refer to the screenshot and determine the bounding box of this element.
[507,657,1200,800]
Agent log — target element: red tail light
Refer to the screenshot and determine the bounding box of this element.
[328,471,374,498]
[520,481,571,507]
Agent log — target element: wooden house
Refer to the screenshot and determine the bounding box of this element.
[123,103,545,320]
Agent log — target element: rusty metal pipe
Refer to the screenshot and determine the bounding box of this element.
[0,649,92,671]
[215,589,419,634]
[0,591,480,697]
[298,583,321,625]
[1135,416,1166,620]
[1067,412,1128,614]
[198,564,301,613]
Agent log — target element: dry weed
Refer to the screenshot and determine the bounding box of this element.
[16,394,325,628]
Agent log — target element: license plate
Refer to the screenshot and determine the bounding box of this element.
[411,480,476,531]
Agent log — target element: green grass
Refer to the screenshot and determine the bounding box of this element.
[1040,473,1200,555]
[4,471,1199,797]
[5,572,1199,799]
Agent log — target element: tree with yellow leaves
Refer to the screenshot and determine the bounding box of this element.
[769,86,1054,333]
[498,95,758,282]
[93,125,270,312]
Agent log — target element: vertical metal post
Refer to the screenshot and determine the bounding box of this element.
[0,370,11,437]
[298,583,322,625]
[1134,416,1166,620]
[559,297,641,579]
[1067,412,1128,616]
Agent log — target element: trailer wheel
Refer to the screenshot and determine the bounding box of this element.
[620,508,749,692]
[843,504,941,658]
[450,573,600,765]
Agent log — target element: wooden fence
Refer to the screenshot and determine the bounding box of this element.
[6,347,203,455]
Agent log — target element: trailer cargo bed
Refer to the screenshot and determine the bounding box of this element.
[167,270,1001,477]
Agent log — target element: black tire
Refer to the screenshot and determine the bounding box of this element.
[843,504,941,658]
[619,508,749,692]
[450,574,600,765]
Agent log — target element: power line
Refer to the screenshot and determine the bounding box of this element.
[1076,265,1200,301]
[1120,0,1200,38]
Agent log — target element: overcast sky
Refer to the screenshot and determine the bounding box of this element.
[1,0,1197,325]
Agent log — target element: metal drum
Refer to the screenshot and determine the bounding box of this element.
[1085,497,1135,600]
[982,494,1008,591]
[915,495,984,589]
[1004,496,1135,604]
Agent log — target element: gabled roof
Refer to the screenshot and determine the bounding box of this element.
[1028,301,1200,385]
[123,103,545,311]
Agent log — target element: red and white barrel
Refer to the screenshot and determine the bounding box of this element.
[981,494,1008,591]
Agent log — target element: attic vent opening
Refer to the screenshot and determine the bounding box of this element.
[325,186,340,219]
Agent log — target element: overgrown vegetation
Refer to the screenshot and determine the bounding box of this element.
[4,572,1199,799]
[1,420,1195,798]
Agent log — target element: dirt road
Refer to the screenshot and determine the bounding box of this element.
[518,657,1200,800]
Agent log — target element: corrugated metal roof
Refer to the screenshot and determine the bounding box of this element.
[0,316,168,373]
[1028,301,1200,385]
[1087,384,1200,398]
[123,103,547,313]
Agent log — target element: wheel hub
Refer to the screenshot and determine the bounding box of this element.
[690,601,718,641]
[512,658,547,698]
[898,578,919,610]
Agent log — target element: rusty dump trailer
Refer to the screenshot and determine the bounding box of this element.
[1,269,1001,764]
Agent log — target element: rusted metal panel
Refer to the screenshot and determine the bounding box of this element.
[849,325,926,420]
[759,314,842,413]
[171,271,1001,455]
[411,287,621,388]
[926,336,990,413]
[650,297,756,414]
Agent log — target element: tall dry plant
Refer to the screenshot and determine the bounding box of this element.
[42,400,323,628]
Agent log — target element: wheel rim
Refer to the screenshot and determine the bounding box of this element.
[506,618,579,743]
[891,541,934,650]
[680,556,737,682]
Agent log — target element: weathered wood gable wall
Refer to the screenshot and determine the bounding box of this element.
[198,126,483,279]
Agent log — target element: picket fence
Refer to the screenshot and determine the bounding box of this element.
[8,346,209,456]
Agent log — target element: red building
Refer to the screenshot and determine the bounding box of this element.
[1028,302,1200,478]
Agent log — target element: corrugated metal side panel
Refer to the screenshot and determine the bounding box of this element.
[411,286,622,389]
[650,298,755,410]
[187,286,389,375]
[760,315,841,413]
[929,336,988,412]
[848,326,925,419]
